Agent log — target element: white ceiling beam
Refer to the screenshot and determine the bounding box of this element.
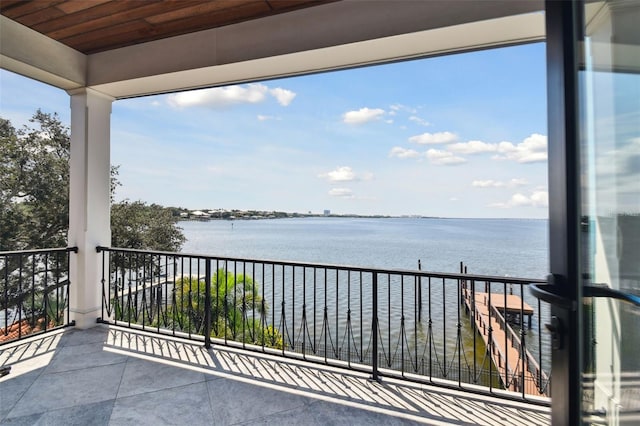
[0,15,86,90]
[87,1,543,88]
[91,12,545,99]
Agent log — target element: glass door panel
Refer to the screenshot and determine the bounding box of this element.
[580,1,640,424]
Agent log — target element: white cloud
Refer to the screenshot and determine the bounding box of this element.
[167,83,296,108]
[409,116,430,127]
[269,88,296,106]
[389,146,421,159]
[409,131,458,145]
[318,166,373,182]
[389,104,417,114]
[472,180,502,188]
[328,188,354,198]
[257,115,280,121]
[168,84,267,108]
[437,134,547,163]
[511,178,529,186]
[448,140,498,154]
[426,149,466,165]
[472,178,528,188]
[342,107,385,124]
[490,190,549,208]
[320,166,356,182]
[493,133,548,163]
[529,190,549,207]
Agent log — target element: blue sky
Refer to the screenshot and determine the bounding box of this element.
[1,42,549,218]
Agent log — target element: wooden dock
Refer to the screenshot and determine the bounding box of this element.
[461,283,548,397]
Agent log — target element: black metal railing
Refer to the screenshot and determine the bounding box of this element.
[97,246,551,403]
[1,247,77,345]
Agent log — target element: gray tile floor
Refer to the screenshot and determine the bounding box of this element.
[0,326,550,425]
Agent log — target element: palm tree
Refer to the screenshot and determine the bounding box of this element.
[210,268,266,340]
[174,268,271,344]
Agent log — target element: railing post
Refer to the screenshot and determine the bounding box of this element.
[97,247,105,323]
[417,260,422,322]
[204,259,212,349]
[371,272,379,382]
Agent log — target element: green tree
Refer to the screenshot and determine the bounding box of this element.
[1,112,73,336]
[111,201,185,251]
[0,111,185,252]
[1,111,185,338]
[0,111,69,250]
[173,270,282,348]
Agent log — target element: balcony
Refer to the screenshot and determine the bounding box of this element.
[1,247,552,424]
[1,325,550,425]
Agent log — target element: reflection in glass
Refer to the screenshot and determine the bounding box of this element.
[580,1,640,424]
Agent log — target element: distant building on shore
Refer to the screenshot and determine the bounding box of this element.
[191,210,210,219]
[324,210,330,216]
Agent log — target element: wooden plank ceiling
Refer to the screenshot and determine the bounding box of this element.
[0,0,336,54]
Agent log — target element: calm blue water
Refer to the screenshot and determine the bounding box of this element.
[180,217,549,279]
[180,217,552,381]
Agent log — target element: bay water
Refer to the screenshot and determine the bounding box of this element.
[179,217,551,384]
[180,217,549,279]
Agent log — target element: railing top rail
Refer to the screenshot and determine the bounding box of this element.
[96,245,546,285]
[0,247,78,256]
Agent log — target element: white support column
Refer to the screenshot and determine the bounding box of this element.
[67,88,113,329]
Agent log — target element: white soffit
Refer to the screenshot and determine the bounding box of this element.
[92,12,545,99]
[0,15,86,90]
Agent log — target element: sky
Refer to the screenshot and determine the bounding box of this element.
[0,42,549,218]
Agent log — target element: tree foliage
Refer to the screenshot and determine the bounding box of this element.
[111,201,185,251]
[1,111,185,339]
[173,270,282,348]
[177,269,264,330]
[0,110,185,252]
[0,111,69,250]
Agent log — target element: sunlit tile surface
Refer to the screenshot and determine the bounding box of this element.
[0,326,550,425]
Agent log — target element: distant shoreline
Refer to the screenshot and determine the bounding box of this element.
[178,214,549,222]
